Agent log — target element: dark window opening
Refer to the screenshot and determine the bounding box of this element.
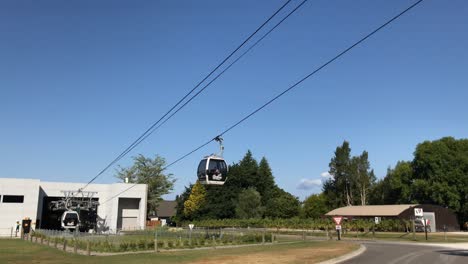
[3,195,24,203]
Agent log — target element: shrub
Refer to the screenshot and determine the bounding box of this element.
[137,239,146,250]
[119,242,129,251]
[128,241,137,251]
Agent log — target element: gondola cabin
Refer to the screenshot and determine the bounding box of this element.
[197,155,228,185]
[61,210,80,231]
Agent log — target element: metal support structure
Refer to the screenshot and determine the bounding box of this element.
[49,191,99,212]
[214,136,224,157]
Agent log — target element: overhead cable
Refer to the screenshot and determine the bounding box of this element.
[77,0,295,193]
[101,0,425,204]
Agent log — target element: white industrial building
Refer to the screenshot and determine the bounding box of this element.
[0,178,147,236]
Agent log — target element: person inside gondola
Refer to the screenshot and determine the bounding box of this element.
[212,168,222,180]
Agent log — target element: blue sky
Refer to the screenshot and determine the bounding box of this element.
[1,0,467,201]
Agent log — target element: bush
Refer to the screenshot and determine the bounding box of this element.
[137,239,147,250]
[119,242,129,251]
[128,241,137,251]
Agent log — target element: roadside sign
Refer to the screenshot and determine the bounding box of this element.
[335,225,342,230]
[189,224,194,230]
[332,216,343,225]
[414,208,423,217]
[423,219,430,226]
[374,217,380,224]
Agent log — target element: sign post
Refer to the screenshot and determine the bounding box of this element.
[424,218,429,241]
[414,208,423,217]
[414,208,424,241]
[332,216,343,241]
[189,224,194,245]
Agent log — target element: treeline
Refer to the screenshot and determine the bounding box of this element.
[175,151,301,222]
[323,137,468,225]
[174,137,468,227]
[370,137,468,224]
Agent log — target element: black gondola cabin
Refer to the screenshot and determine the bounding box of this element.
[197,155,228,185]
[61,210,80,230]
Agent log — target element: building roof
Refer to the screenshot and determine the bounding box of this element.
[326,204,418,217]
[155,200,177,217]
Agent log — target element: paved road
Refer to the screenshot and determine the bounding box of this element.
[342,242,468,264]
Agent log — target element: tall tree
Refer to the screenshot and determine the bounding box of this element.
[235,187,264,219]
[256,157,276,206]
[201,150,259,219]
[174,184,193,223]
[324,141,352,207]
[175,150,302,221]
[183,181,207,220]
[411,137,468,222]
[369,137,468,226]
[351,151,375,205]
[238,150,259,189]
[116,154,175,215]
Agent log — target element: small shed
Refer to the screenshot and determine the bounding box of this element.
[326,204,459,231]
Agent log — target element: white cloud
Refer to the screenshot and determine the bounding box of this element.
[321,171,333,179]
[297,178,322,190]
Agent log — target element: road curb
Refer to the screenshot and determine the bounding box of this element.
[317,244,366,264]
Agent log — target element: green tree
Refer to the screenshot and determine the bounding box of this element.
[384,161,413,204]
[174,184,193,223]
[412,137,468,212]
[324,141,352,207]
[116,154,175,215]
[302,193,329,218]
[369,137,468,226]
[202,150,260,219]
[351,151,376,205]
[237,150,259,189]
[235,187,264,219]
[183,181,207,220]
[265,188,300,218]
[368,179,386,205]
[256,157,276,205]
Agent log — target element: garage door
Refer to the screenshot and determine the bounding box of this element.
[121,217,138,230]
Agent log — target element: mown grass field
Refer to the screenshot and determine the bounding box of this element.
[0,239,358,264]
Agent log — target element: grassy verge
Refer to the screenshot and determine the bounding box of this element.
[0,238,358,264]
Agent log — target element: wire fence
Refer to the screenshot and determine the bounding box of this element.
[0,227,16,238]
[32,227,275,253]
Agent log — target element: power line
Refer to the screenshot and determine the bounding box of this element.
[121,0,310,158]
[168,0,426,169]
[101,0,425,204]
[77,0,294,193]
[100,0,311,205]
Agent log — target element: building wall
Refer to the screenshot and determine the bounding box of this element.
[0,178,40,236]
[0,178,147,235]
[399,204,460,231]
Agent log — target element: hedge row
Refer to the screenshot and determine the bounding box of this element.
[182,218,410,232]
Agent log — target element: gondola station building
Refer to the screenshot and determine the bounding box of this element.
[0,178,147,236]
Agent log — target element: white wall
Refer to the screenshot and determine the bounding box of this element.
[0,178,40,236]
[0,178,147,235]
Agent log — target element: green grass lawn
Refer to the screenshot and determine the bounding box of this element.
[0,239,357,264]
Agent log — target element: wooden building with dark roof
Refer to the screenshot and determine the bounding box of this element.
[326,204,459,231]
